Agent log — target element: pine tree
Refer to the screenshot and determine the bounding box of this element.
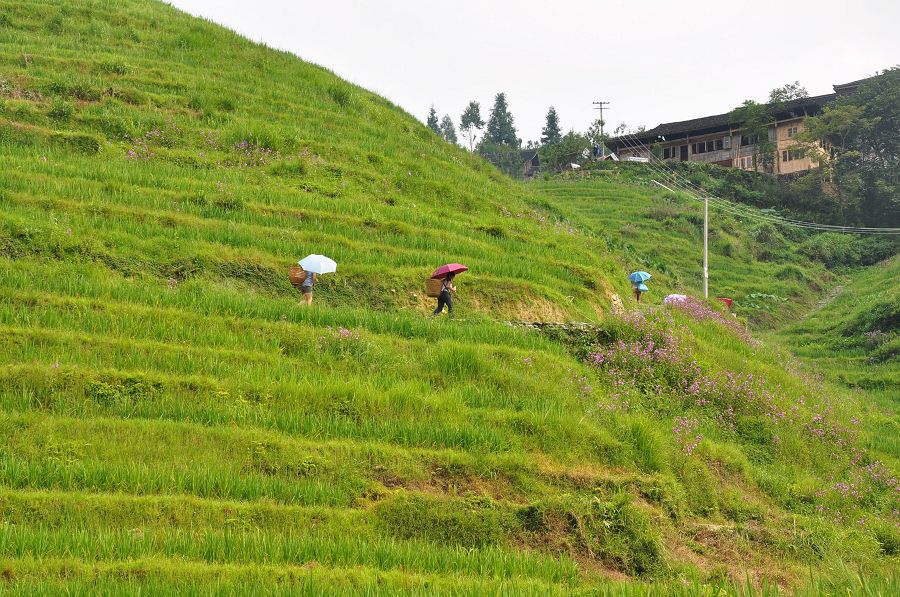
[426,105,440,134]
[439,114,457,144]
[483,93,518,147]
[459,101,485,151]
[540,106,562,145]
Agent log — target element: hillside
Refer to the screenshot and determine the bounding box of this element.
[532,168,896,328]
[0,1,898,594]
[777,256,899,461]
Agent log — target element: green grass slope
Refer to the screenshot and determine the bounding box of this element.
[0,1,628,323]
[532,171,895,328]
[777,256,899,460]
[0,1,898,594]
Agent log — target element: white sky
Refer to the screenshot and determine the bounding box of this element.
[169,0,899,144]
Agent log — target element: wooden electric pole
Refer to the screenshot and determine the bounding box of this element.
[592,101,609,155]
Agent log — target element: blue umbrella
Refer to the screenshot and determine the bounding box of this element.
[637,283,649,292]
[629,271,651,283]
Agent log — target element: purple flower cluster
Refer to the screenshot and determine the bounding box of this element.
[124,121,182,161]
[672,415,702,455]
[665,296,756,344]
[588,307,900,521]
[230,139,278,168]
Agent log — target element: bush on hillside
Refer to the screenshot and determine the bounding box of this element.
[50,131,101,154]
[48,99,74,122]
[374,493,508,548]
[799,233,861,268]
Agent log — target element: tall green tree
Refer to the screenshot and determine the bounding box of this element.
[482,93,518,147]
[798,68,899,225]
[426,105,440,135]
[587,118,608,149]
[439,114,458,144]
[540,106,562,145]
[730,100,777,172]
[459,101,485,151]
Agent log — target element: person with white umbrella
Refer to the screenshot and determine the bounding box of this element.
[297,254,336,305]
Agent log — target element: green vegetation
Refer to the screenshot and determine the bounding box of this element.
[532,170,852,327]
[777,256,899,460]
[0,0,896,594]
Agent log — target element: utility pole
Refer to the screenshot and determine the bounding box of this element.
[650,180,709,298]
[703,195,709,299]
[592,101,609,156]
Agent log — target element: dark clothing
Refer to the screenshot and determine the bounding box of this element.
[433,289,453,316]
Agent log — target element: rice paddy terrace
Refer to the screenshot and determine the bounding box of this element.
[0,1,897,594]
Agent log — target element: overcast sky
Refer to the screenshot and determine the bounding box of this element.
[169,0,898,144]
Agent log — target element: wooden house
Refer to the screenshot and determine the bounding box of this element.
[606,77,874,176]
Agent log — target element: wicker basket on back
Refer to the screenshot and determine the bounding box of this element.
[288,265,306,286]
[425,278,443,298]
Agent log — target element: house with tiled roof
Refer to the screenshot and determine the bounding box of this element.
[606,76,876,176]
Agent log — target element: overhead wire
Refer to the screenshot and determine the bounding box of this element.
[614,131,897,232]
[611,131,900,234]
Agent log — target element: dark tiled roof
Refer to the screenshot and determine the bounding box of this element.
[609,93,837,145]
[833,73,884,93]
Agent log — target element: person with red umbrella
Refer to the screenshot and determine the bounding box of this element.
[430,263,467,317]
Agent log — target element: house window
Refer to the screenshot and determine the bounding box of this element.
[740,134,758,146]
[663,147,671,159]
[715,139,724,151]
[787,126,798,138]
[782,149,804,162]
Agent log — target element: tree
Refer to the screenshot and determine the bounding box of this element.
[797,68,899,225]
[731,100,777,172]
[539,130,590,172]
[439,114,457,144]
[769,81,809,104]
[586,118,608,155]
[540,106,562,145]
[459,101,484,151]
[426,105,440,135]
[482,93,518,147]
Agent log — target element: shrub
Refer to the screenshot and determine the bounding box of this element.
[48,99,74,121]
[269,159,306,178]
[474,223,505,238]
[328,85,352,108]
[799,233,861,268]
[750,223,788,261]
[568,492,664,575]
[374,492,507,548]
[50,132,102,154]
[97,60,130,75]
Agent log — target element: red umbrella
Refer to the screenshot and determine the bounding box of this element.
[431,263,468,279]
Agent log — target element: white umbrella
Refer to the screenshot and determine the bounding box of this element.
[298,254,337,274]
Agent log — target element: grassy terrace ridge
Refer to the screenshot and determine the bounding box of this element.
[0,0,898,594]
[531,172,894,328]
[776,256,899,461]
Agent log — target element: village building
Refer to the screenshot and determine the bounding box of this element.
[520,149,540,178]
[606,77,873,176]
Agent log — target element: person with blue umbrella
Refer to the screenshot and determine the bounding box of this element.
[628,271,651,303]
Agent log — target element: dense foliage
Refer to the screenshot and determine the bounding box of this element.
[799,67,900,226]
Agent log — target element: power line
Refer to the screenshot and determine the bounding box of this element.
[616,131,900,232]
[612,132,900,235]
